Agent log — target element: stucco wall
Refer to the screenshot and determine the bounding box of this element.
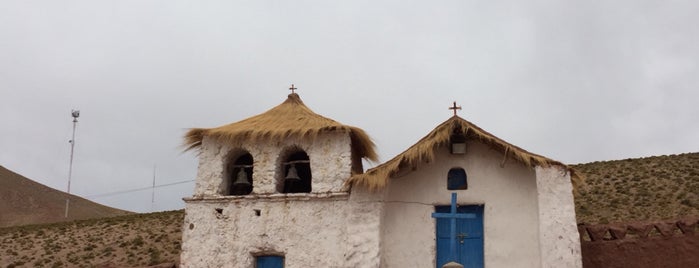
[192,132,353,197]
[182,130,382,267]
[535,166,583,268]
[180,192,382,268]
[381,142,542,268]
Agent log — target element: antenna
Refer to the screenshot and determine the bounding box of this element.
[65,109,80,218]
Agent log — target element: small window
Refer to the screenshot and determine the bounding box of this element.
[281,151,312,193]
[256,255,284,268]
[447,168,467,190]
[228,153,253,195]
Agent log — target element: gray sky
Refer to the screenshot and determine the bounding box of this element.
[1,1,697,213]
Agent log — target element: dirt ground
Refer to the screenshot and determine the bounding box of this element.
[0,211,183,268]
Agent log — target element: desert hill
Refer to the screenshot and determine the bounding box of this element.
[0,165,131,228]
[573,152,699,223]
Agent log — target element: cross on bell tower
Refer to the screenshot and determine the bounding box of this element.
[449,101,462,116]
[289,84,297,94]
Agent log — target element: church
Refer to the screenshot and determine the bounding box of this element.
[179,89,582,268]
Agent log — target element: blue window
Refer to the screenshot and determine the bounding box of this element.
[256,255,284,268]
[447,168,467,190]
[435,205,483,268]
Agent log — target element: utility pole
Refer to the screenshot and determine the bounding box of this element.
[65,109,80,218]
[151,164,156,212]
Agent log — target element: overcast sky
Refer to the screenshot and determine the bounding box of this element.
[1,1,697,213]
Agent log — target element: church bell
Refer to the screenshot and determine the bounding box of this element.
[233,168,251,187]
[285,164,300,181]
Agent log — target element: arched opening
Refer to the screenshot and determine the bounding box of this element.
[227,153,253,195]
[281,151,311,193]
[447,167,468,190]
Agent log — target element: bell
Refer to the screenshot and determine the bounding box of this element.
[233,168,251,187]
[285,164,300,181]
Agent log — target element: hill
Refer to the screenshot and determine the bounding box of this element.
[573,152,699,223]
[0,165,131,228]
[0,211,183,267]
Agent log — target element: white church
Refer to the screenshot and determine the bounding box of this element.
[180,90,582,268]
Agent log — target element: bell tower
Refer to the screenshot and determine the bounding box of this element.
[183,90,376,197]
[180,89,379,267]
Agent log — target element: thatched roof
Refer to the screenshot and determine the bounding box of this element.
[346,116,575,191]
[184,93,378,162]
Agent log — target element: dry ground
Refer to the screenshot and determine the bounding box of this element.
[573,152,699,223]
[0,211,183,268]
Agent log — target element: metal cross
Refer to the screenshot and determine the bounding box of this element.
[449,101,462,116]
[289,84,297,94]
[432,193,476,265]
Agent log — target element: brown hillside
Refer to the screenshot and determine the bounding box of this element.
[0,211,183,267]
[573,152,699,223]
[0,165,131,228]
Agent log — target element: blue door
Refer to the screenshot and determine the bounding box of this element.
[436,205,484,268]
[256,256,284,268]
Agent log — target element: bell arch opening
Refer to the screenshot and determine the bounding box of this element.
[276,147,312,193]
[225,151,253,195]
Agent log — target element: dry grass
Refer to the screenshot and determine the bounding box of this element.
[573,152,699,224]
[347,116,575,191]
[184,93,377,162]
[0,210,183,268]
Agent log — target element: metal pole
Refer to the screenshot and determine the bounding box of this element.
[151,164,156,212]
[65,110,79,218]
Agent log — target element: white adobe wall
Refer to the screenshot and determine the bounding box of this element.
[535,166,583,268]
[180,190,382,268]
[192,131,353,197]
[181,130,383,267]
[380,142,542,268]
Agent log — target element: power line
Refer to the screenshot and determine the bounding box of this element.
[84,179,195,198]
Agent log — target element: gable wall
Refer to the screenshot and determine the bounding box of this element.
[380,141,541,267]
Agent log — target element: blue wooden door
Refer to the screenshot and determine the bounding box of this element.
[436,205,484,268]
[256,256,284,268]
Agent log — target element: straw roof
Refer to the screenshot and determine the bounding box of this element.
[184,93,378,162]
[346,116,577,191]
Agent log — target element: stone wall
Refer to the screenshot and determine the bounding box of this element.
[180,192,382,268]
[579,217,699,268]
[193,132,353,197]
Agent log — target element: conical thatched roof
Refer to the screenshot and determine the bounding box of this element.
[184,93,378,162]
[346,116,576,191]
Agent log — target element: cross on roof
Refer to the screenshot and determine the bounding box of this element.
[449,101,462,116]
[289,84,297,94]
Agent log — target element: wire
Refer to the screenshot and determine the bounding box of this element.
[84,179,195,198]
